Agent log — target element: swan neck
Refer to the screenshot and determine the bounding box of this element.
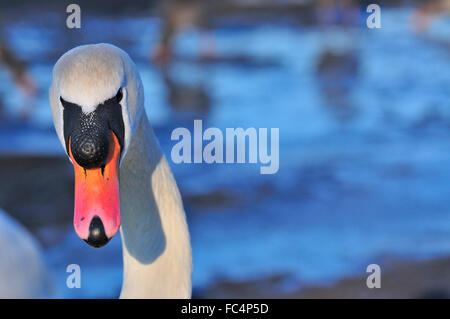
[118,114,192,298]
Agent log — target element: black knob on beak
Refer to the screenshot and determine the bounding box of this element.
[61,93,125,170]
[85,216,110,248]
[71,134,109,169]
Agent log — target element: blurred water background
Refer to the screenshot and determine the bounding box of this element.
[0,0,449,298]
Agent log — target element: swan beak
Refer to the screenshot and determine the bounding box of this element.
[69,132,121,248]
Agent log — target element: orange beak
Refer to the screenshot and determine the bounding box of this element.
[69,132,121,247]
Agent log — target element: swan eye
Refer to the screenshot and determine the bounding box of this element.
[60,96,68,107]
[115,88,123,103]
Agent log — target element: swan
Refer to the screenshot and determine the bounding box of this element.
[0,208,54,298]
[49,43,192,298]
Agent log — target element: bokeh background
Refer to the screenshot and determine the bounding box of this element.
[0,0,449,298]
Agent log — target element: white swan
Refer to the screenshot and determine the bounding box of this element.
[0,208,54,298]
[49,43,192,298]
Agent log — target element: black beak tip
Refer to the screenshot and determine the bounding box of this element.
[85,216,110,248]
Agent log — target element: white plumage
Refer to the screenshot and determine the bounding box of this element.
[0,208,54,298]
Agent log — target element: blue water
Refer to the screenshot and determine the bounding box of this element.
[0,8,449,297]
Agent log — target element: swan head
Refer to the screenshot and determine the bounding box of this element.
[49,43,144,247]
